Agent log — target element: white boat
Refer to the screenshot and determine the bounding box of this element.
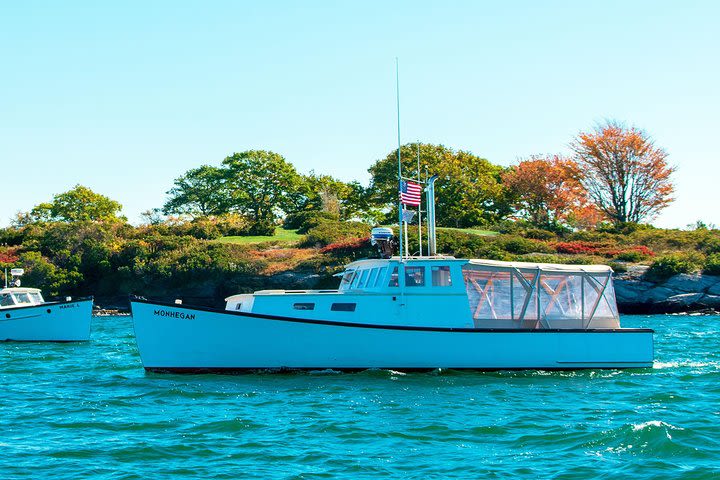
[0,269,93,342]
[131,175,652,372]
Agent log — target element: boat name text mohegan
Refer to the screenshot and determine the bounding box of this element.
[153,309,196,320]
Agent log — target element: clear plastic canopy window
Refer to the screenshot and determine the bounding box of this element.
[461,263,619,330]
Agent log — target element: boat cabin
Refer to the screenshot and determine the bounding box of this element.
[225,256,619,330]
[0,287,45,309]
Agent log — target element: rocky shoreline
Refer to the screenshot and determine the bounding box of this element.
[615,267,720,314]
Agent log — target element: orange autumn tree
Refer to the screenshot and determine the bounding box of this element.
[571,121,675,226]
[502,155,593,228]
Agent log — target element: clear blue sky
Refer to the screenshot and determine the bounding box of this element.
[1,1,718,228]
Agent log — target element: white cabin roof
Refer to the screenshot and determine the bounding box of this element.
[467,259,612,273]
[343,256,612,274]
[0,287,42,294]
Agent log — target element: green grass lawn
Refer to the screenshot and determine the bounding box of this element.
[214,227,303,245]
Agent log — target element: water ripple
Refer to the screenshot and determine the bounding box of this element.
[1,315,720,479]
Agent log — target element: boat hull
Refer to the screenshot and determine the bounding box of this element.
[131,300,654,372]
[0,298,93,342]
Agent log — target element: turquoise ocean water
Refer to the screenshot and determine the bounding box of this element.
[1,315,719,479]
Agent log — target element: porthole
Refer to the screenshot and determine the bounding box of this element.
[293,303,315,311]
[331,303,356,312]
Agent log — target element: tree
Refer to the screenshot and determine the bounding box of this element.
[571,121,675,226]
[300,173,380,222]
[222,150,305,222]
[502,155,593,228]
[368,143,509,228]
[163,165,231,217]
[302,172,351,215]
[29,185,125,223]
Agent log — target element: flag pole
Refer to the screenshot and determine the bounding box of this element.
[417,142,422,257]
[395,58,403,261]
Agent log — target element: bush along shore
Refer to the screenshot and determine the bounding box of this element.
[2,214,720,315]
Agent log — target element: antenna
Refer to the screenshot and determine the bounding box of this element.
[395,58,403,261]
[3,268,6,288]
[417,142,422,257]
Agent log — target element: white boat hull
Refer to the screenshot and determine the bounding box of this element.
[0,298,93,342]
[131,300,654,372]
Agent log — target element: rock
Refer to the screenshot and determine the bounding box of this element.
[646,286,681,303]
[707,278,720,295]
[663,292,705,307]
[613,279,652,303]
[614,274,720,314]
[663,274,719,293]
[699,294,720,309]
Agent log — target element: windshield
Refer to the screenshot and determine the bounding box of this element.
[13,293,33,305]
[0,294,14,307]
[30,292,44,304]
[339,270,356,290]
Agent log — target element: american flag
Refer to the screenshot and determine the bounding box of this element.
[399,180,421,206]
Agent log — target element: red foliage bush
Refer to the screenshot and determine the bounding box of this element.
[320,237,370,253]
[554,241,605,254]
[553,241,654,258]
[0,249,19,264]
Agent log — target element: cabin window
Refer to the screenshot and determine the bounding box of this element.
[0,294,13,307]
[293,303,315,311]
[340,270,356,288]
[235,303,243,311]
[30,293,43,303]
[387,267,399,287]
[357,270,369,288]
[375,267,387,287]
[350,270,360,288]
[404,266,425,287]
[14,293,32,305]
[366,268,378,288]
[331,303,356,312]
[432,266,453,286]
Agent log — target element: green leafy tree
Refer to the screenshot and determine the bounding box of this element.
[222,150,305,221]
[29,185,125,223]
[163,165,232,217]
[368,143,510,228]
[300,173,379,222]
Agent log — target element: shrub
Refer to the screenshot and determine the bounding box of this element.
[704,254,720,276]
[554,241,606,255]
[302,220,370,247]
[247,219,276,236]
[612,249,653,263]
[499,236,554,255]
[216,214,252,237]
[283,211,339,233]
[523,228,556,241]
[644,253,704,283]
[0,227,24,246]
[186,219,222,240]
[609,261,628,273]
[0,247,20,265]
[699,236,720,255]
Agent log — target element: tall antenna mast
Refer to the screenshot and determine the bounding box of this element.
[395,58,403,261]
[417,142,422,257]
